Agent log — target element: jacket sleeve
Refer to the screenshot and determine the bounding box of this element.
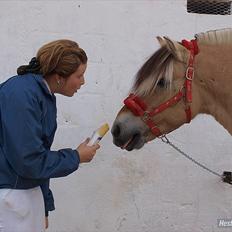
[40,180,55,216]
[1,86,80,180]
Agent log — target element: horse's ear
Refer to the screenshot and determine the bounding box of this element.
[156,36,189,63]
[156,36,166,47]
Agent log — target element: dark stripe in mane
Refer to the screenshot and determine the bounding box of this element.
[132,46,174,96]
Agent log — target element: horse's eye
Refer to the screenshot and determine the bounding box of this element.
[157,78,165,88]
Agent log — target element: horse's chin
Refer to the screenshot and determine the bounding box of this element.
[113,133,146,151]
[124,141,145,151]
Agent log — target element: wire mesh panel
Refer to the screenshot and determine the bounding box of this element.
[187,0,232,15]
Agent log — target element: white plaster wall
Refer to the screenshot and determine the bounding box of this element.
[0,1,232,231]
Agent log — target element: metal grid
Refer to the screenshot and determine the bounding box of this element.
[187,0,232,15]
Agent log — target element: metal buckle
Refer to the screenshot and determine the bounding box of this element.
[185,67,194,81]
[159,134,169,143]
[142,111,150,122]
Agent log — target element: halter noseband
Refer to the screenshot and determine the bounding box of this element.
[124,39,199,137]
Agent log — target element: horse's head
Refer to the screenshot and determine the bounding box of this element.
[112,37,200,151]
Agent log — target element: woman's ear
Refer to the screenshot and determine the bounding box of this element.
[55,74,65,86]
[156,36,189,63]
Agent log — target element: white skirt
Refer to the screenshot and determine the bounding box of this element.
[0,187,45,232]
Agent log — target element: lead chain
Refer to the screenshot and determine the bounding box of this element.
[159,135,222,178]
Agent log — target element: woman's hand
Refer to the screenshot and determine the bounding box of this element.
[45,216,48,229]
[77,138,100,163]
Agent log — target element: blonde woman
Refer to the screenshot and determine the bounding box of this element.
[0,40,100,231]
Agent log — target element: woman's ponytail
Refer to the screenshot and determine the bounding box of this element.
[17,57,41,75]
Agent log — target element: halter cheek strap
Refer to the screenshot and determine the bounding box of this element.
[124,39,199,137]
[182,39,199,123]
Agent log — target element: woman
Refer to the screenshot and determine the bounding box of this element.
[0,39,100,231]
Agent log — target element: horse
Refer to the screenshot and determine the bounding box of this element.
[111,28,232,151]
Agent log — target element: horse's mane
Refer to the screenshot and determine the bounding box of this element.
[132,28,232,97]
[132,46,173,96]
[195,28,232,45]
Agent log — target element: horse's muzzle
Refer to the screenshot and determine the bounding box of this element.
[111,123,145,151]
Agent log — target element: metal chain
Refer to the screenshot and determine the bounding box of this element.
[159,135,222,178]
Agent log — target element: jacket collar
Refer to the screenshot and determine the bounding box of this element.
[33,74,55,98]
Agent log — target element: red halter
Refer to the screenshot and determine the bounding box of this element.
[124,39,199,137]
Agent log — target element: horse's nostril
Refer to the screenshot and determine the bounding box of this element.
[112,124,121,137]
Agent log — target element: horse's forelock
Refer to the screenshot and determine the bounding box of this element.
[132,46,174,96]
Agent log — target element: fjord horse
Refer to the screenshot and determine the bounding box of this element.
[111,29,232,151]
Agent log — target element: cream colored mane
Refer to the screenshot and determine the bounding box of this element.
[132,28,232,97]
[195,28,232,45]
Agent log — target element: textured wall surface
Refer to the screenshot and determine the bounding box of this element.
[0,1,232,232]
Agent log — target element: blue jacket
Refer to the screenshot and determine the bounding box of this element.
[0,73,80,216]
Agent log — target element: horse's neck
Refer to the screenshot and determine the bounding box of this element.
[196,44,232,134]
